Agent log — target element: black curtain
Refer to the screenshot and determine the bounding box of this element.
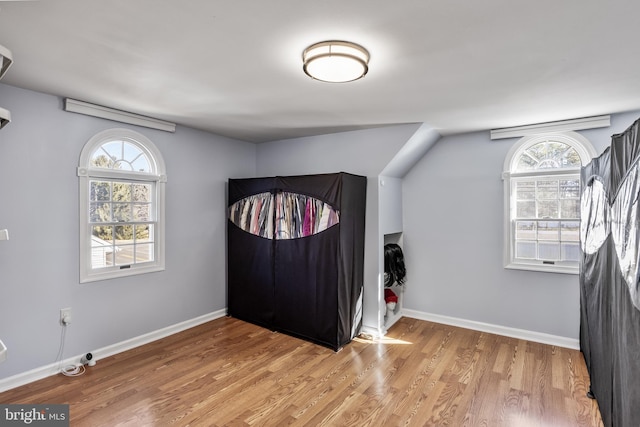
[580,117,640,427]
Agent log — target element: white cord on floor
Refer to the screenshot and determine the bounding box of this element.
[56,322,86,377]
[60,363,85,377]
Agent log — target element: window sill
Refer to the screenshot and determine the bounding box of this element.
[80,264,165,283]
[504,262,578,275]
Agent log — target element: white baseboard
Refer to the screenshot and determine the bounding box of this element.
[0,309,226,393]
[402,309,580,350]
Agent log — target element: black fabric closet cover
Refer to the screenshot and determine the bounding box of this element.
[227,172,366,351]
[580,117,640,427]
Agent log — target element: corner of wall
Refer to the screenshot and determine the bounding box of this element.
[381,123,441,178]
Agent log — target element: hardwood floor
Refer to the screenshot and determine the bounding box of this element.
[0,316,603,426]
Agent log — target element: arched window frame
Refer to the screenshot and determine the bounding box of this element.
[78,128,166,283]
[502,131,596,274]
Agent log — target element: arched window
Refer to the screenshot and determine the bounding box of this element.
[78,129,166,282]
[503,132,596,274]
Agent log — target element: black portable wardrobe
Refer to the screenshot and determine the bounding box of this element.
[227,172,367,351]
[580,117,640,427]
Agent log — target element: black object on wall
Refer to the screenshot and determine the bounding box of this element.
[580,117,640,427]
[227,172,367,351]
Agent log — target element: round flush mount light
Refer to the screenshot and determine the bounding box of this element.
[302,40,369,83]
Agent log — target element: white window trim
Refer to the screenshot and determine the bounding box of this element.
[78,128,166,283]
[502,131,597,274]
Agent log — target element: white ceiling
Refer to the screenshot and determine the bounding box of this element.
[1,1,639,143]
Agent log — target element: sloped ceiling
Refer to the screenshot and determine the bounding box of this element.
[1,1,639,143]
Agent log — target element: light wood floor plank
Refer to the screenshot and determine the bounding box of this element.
[0,316,603,426]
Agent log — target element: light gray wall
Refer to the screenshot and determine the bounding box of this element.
[255,124,422,333]
[0,83,256,379]
[402,109,640,339]
[379,176,403,235]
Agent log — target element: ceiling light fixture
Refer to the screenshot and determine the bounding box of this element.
[302,40,369,83]
[0,44,13,79]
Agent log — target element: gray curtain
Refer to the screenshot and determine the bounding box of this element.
[580,117,640,427]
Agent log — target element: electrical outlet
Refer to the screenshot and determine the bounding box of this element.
[60,308,72,326]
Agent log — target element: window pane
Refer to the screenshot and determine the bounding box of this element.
[112,203,131,222]
[537,200,559,218]
[114,225,133,241]
[541,142,568,166]
[132,183,151,202]
[131,156,151,173]
[561,221,580,242]
[122,141,144,163]
[113,160,133,171]
[517,201,536,218]
[90,153,115,169]
[91,247,116,268]
[90,203,111,222]
[525,145,545,165]
[560,199,579,218]
[90,181,111,201]
[516,241,536,259]
[562,243,580,262]
[560,179,580,199]
[562,149,582,168]
[91,226,113,244]
[135,224,151,242]
[114,245,134,266]
[538,242,560,260]
[516,154,538,171]
[537,180,558,199]
[113,182,131,202]
[147,224,155,240]
[133,204,151,221]
[135,243,154,263]
[516,221,536,240]
[100,141,122,166]
[104,251,115,266]
[515,181,535,200]
[114,225,134,266]
[538,221,559,241]
[91,226,114,269]
[527,143,560,169]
